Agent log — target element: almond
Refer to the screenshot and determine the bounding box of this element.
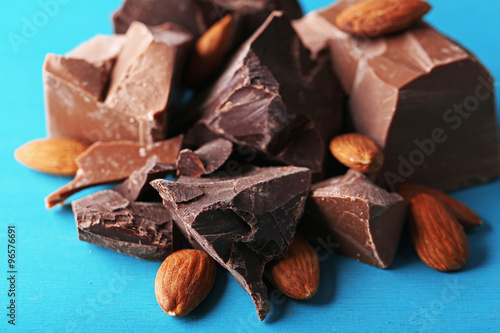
[185,14,233,85]
[329,133,384,173]
[14,138,89,176]
[266,235,320,300]
[396,184,482,229]
[155,249,216,317]
[409,194,469,272]
[336,0,432,37]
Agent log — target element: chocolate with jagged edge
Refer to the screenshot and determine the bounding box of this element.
[176,138,233,177]
[184,11,344,174]
[303,170,407,269]
[151,166,311,321]
[293,0,500,191]
[45,136,182,209]
[112,0,303,39]
[44,22,192,143]
[115,156,175,202]
[72,190,178,261]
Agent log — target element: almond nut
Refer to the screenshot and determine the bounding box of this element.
[266,235,320,300]
[185,14,233,85]
[396,184,482,229]
[336,0,432,37]
[155,249,216,317]
[329,133,384,173]
[409,194,469,272]
[14,138,89,176]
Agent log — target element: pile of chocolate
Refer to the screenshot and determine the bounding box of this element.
[28,0,500,321]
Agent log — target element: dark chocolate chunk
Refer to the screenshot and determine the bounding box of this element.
[72,190,178,261]
[151,166,311,320]
[293,1,500,191]
[176,150,206,178]
[112,0,303,39]
[114,156,175,202]
[303,170,408,268]
[184,11,344,174]
[176,138,233,177]
[45,136,182,208]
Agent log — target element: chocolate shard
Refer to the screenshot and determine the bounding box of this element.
[176,150,206,178]
[184,11,344,174]
[151,166,311,320]
[293,0,500,191]
[176,138,233,177]
[44,22,192,144]
[114,156,175,202]
[303,170,408,269]
[72,190,178,261]
[112,0,303,39]
[45,136,182,209]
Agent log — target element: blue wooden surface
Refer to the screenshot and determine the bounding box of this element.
[1,0,499,332]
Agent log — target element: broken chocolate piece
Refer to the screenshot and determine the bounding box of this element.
[72,190,178,261]
[44,22,192,143]
[303,170,408,269]
[44,34,124,103]
[176,138,233,177]
[45,136,182,209]
[66,34,126,75]
[112,0,303,39]
[176,150,206,178]
[185,11,344,174]
[293,0,500,190]
[115,156,175,202]
[151,166,311,320]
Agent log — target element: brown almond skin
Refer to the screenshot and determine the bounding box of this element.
[396,184,482,229]
[266,235,320,300]
[185,14,233,85]
[409,194,469,272]
[14,138,89,176]
[155,249,216,317]
[329,133,384,173]
[336,0,432,37]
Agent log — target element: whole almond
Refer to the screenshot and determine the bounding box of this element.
[155,249,216,317]
[409,194,469,272]
[14,138,89,176]
[185,14,233,85]
[266,235,320,300]
[336,0,432,37]
[396,184,482,229]
[329,133,384,173]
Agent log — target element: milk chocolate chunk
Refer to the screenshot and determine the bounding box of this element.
[114,156,175,202]
[45,136,182,209]
[44,34,124,106]
[185,12,344,174]
[151,166,311,320]
[66,34,126,75]
[304,170,408,269]
[293,0,500,191]
[72,190,178,261]
[176,138,233,177]
[44,22,192,144]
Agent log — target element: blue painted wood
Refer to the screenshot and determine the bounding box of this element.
[1,0,499,331]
